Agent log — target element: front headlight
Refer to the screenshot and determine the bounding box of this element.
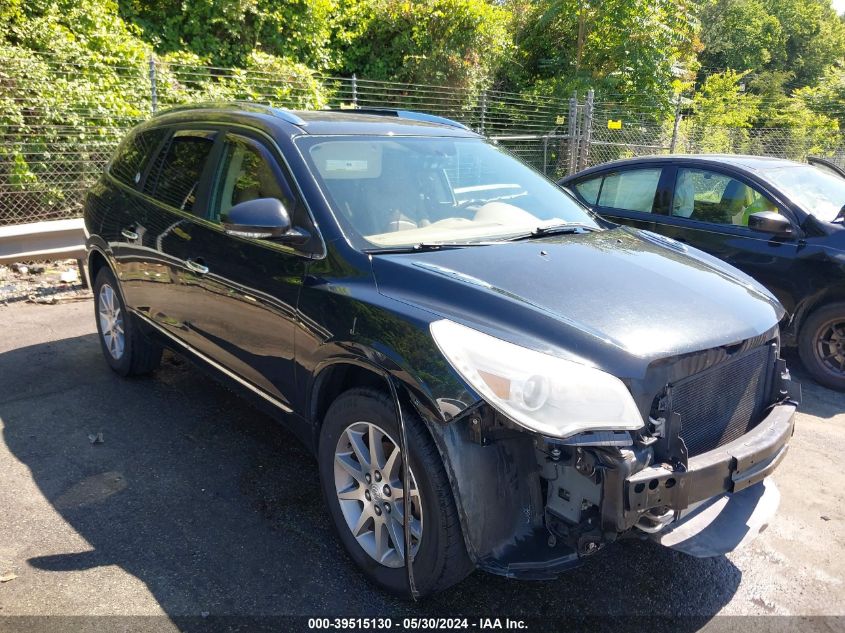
[430,319,644,438]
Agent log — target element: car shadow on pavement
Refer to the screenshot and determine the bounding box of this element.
[0,334,740,625]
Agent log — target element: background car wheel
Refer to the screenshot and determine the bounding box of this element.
[799,301,845,391]
[318,387,473,597]
[93,266,162,377]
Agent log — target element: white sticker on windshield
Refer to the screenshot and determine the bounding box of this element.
[326,159,369,172]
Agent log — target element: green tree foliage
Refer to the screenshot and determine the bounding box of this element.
[117,0,339,70]
[505,0,699,113]
[698,0,845,89]
[795,66,845,128]
[156,51,327,109]
[683,69,839,155]
[699,0,782,71]
[691,71,760,128]
[336,0,512,93]
[0,0,154,221]
[0,0,327,223]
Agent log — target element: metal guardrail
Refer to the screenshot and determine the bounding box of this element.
[0,218,88,285]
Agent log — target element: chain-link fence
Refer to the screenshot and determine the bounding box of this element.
[2,49,845,227]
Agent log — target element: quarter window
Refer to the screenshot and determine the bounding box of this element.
[598,169,662,213]
[672,168,778,226]
[574,178,601,205]
[144,130,216,213]
[109,128,167,188]
[210,135,294,223]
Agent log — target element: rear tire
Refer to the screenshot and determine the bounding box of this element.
[798,301,845,391]
[318,387,473,597]
[93,266,162,377]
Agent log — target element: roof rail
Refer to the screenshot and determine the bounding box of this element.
[335,107,473,132]
[151,101,307,126]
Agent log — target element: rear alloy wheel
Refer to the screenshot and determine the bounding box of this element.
[93,267,162,377]
[799,302,845,391]
[318,388,473,597]
[98,282,125,361]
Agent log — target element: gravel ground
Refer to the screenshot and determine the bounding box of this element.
[0,301,843,632]
[0,260,89,305]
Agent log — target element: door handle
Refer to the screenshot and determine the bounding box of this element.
[185,258,209,275]
[121,228,139,241]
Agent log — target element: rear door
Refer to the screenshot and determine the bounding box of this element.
[100,126,169,308]
[138,128,220,347]
[656,165,803,314]
[567,166,672,232]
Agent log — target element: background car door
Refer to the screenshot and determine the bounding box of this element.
[570,166,671,231]
[655,166,803,314]
[159,131,312,410]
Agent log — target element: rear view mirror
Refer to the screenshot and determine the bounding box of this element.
[748,211,793,237]
[221,198,307,243]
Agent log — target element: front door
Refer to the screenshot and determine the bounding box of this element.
[167,131,312,410]
[655,166,802,315]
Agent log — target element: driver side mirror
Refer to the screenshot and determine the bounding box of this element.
[748,211,793,237]
[221,197,308,244]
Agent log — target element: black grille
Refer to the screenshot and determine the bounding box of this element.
[667,344,773,457]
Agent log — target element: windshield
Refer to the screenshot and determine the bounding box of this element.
[296,136,598,248]
[765,164,845,223]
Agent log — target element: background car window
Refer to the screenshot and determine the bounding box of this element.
[597,169,661,212]
[210,135,294,223]
[672,168,778,226]
[574,178,601,205]
[109,128,167,188]
[144,131,215,213]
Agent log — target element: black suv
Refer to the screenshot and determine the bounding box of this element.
[85,104,799,597]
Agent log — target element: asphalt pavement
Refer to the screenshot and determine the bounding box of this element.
[1,300,844,631]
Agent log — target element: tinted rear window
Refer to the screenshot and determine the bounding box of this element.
[144,131,216,213]
[109,128,167,188]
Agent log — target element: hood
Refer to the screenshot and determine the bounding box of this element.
[371,227,783,378]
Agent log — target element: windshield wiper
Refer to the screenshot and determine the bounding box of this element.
[365,242,485,255]
[505,222,600,241]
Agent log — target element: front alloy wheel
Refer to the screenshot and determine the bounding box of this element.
[318,388,473,596]
[334,421,423,568]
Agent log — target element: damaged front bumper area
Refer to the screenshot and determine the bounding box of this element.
[439,362,798,580]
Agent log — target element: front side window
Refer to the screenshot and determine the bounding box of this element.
[109,127,167,188]
[209,135,294,223]
[295,136,597,248]
[597,169,662,213]
[672,168,778,226]
[144,130,216,213]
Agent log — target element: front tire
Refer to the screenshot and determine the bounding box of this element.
[318,388,473,597]
[798,301,845,391]
[93,266,162,377]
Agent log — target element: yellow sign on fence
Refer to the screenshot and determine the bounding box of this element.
[607,119,623,130]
